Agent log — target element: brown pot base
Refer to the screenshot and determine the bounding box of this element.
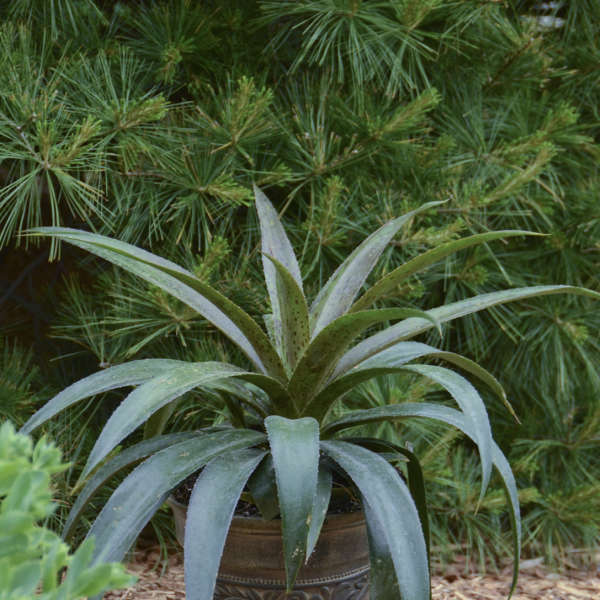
[214,570,369,599]
[168,497,370,599]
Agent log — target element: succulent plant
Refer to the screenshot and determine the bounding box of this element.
[22,187,600,599]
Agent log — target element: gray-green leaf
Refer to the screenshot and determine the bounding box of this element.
[310,201,444,336]
[292,309,439,417]
[321,440,430,600]
[184,449,265,600]
[321,403,520,596]
[306,466,332,558]
[336,285,600,375]
[20,359,184,434]
[87,429,265,566]
[265,415,319,589]
[351,230,539,312]
[63,432,200,540]
[263,253,310,375]
[402,364,493,501]
[316,341,511,424]
[82,362,286,478]
[29,227,286,381]
[255,185,304,365]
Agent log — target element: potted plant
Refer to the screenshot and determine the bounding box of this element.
[22,187,599,599]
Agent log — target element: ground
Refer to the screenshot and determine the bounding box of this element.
[105,547,600,600]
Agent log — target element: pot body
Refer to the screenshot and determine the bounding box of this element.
[168,497,370,599]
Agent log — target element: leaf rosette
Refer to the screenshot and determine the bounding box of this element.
[22,187,600,599]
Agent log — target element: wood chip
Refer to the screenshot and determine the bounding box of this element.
[105,548,600,600]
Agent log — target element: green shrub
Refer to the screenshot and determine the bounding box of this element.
[0,421,134,599]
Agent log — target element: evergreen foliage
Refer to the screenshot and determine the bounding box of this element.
[1,0,599,565]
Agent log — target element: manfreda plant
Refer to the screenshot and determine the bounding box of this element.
[22,187,600,599]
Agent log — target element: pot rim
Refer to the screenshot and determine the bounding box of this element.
[166,494,365,532]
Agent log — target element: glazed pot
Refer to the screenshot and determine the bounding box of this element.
[168,497,370,599]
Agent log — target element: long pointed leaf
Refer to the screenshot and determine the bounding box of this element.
[82,362,288,478]
[403,405,522,598]
[255,185,303,363]
[30,227,286,381]
[322,403,521,596]
[310,201,444,336]
[336,285,600,375]
[397,445,429,575]
[263,254,310,374]
[306,465,332,558]
[265,415,319,589]
[487,443,521,597]
[291,308,440,415]
[210,379,272,418]
[352,230,540,312]
[363,497,401,599]
[322,383,493,499]
[254,185,303,285]
[314,341,511,423]
[63,432,200,540]
[87,429,266,565]
[323,402,441,436]
[345,437,430,564]
[184,449,265,600]
[246,455,279,520]
[322,402,521,595]
[402,364,493,500]
[20,359,185,434]
[321,440,430,600]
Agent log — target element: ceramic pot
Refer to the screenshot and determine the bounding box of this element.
[168,497,370,599]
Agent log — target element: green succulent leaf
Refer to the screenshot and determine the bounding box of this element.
[351,230,540,312]
[87,429,266,565]
[20,359,185,434]
[336,285,600,375]
[292,309,440,416]
[363,499,401,600]
[184,449,266,600]
[488,445,521,596]
[263,253,310,375]
[255,185,304,365]
[323,402,437,436]
[82,362,287,478]
[306,465,333,558]
[63,432,200,540]
[310,201,444,336]
[265,415,319,589]
[401,364,493,501]
[315,341,511,423]
[413,405,521,597]
[321,440,430,600]
[235,374,293,415]
[394,445,429,569]
[29,227,286,381]
[321,403,520,595]
[345,437,430,563]
[246,455,279,520]
[210,378,273,419]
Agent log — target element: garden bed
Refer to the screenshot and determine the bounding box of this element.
[105,547,600,600]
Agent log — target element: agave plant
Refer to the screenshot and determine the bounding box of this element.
[22,187,599,599]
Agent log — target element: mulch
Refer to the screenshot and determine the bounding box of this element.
[105,547,600,600]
